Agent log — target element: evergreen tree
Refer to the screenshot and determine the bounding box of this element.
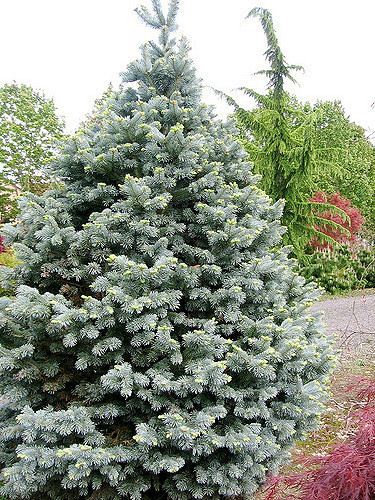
[219,8,349,256]
[0,2,334,499]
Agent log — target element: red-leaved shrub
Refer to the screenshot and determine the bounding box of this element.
[0,235,6,255]
[347,377,375,403]
[263,378,375,500]
[310,192,364,250]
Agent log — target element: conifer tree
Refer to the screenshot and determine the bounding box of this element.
[0,2,334,499]
[219,8,349,256]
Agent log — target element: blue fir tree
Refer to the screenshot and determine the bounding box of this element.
[0,1,335,499]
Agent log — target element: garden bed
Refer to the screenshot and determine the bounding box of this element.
[257,336,375,499]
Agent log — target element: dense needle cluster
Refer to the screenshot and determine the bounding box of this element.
[0,1,334,498]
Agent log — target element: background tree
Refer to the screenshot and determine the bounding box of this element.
[308,100,375,238]
[78,83,115,131]
[219,8,350,257]
[0,183,16,222]
[0,1,333,499]
[0,82,65,218]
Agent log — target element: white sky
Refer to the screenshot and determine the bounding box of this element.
[1,0,374,140]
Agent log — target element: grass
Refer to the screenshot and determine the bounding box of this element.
[256,339,375,499]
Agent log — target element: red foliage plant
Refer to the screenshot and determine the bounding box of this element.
[310,192,364,250]
[0,235,6,255]
[262,378,375,500]
[347,377,375,403]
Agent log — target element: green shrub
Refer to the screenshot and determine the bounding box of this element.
[300,245,375,294]
[356,247,375,287]
[0,249,20,297]
[0,250,19,268]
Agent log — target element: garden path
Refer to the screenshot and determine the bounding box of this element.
[311,293,375,347]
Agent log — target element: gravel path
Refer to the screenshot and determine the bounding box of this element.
[311,294,375,346]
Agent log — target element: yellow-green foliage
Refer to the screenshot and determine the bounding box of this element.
[0,250,20,268]
[0,249,20,296]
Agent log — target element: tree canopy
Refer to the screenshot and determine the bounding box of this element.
[0,82,65,218]
[308,100,375,237]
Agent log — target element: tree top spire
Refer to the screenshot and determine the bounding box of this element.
[122,0,201,106]
[247,7,303,101]
[135,0,179,48]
